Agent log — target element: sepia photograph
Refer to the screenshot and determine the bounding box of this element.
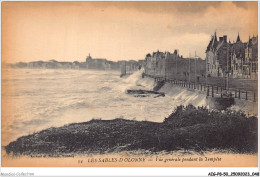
[1,0,259,174]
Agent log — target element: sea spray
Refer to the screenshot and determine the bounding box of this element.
[120,68,155,92]
[159,83,208,108]
[131,76,256,115]
[121,70,209,108]
[2,68,257,148]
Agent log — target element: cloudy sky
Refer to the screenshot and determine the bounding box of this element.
[2,1,258,63]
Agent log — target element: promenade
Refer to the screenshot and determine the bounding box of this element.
[143,73,258,103]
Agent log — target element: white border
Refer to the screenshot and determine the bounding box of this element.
[1,167,260,176]
[1,0,259,176]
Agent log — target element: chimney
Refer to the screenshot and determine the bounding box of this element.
[223,35,227,42]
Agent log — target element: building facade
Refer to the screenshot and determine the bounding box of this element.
[245,36,258,79]
[144,50,167,77]
[206,32,258,79]
[144,50,206,82]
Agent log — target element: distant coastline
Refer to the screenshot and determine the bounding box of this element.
[4,54,144,71]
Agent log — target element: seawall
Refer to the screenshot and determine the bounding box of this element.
[159,82,208,108]
[122,70,257,116]
[160,82,257,116]
[141,75,257,116]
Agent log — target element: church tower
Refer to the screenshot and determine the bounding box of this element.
[236,33,241,42]
[86,53,92,63]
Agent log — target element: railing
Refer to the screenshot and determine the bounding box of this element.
[143,73,258,102]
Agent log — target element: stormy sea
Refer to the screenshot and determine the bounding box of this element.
[1,68,256,146]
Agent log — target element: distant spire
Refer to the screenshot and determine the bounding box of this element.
[87,53,92,59]
[236,32,241,42]
[214,31,217,41]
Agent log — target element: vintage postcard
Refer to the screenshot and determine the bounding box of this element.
[1,1,258,170]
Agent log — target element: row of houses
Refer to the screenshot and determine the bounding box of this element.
[144,50,206,83]
[86,53,144,71]
[11,54,144,71]
[144,32,258,86]
[206,32,258,79]
[12,60,87,69]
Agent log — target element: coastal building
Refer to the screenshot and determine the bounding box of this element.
[15,62,27,68]
[86,53,108,70]
[144,50,206,82]
[205,33,231,78]
[13,55,143,71]
[120,60,143,76]
[245,35,258,79]
[229,33,247,78]
[86,53,143,71]
[72,61,80,69]
[28,61,45,68]
[205,32,258,79]
[144,50,166,77]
